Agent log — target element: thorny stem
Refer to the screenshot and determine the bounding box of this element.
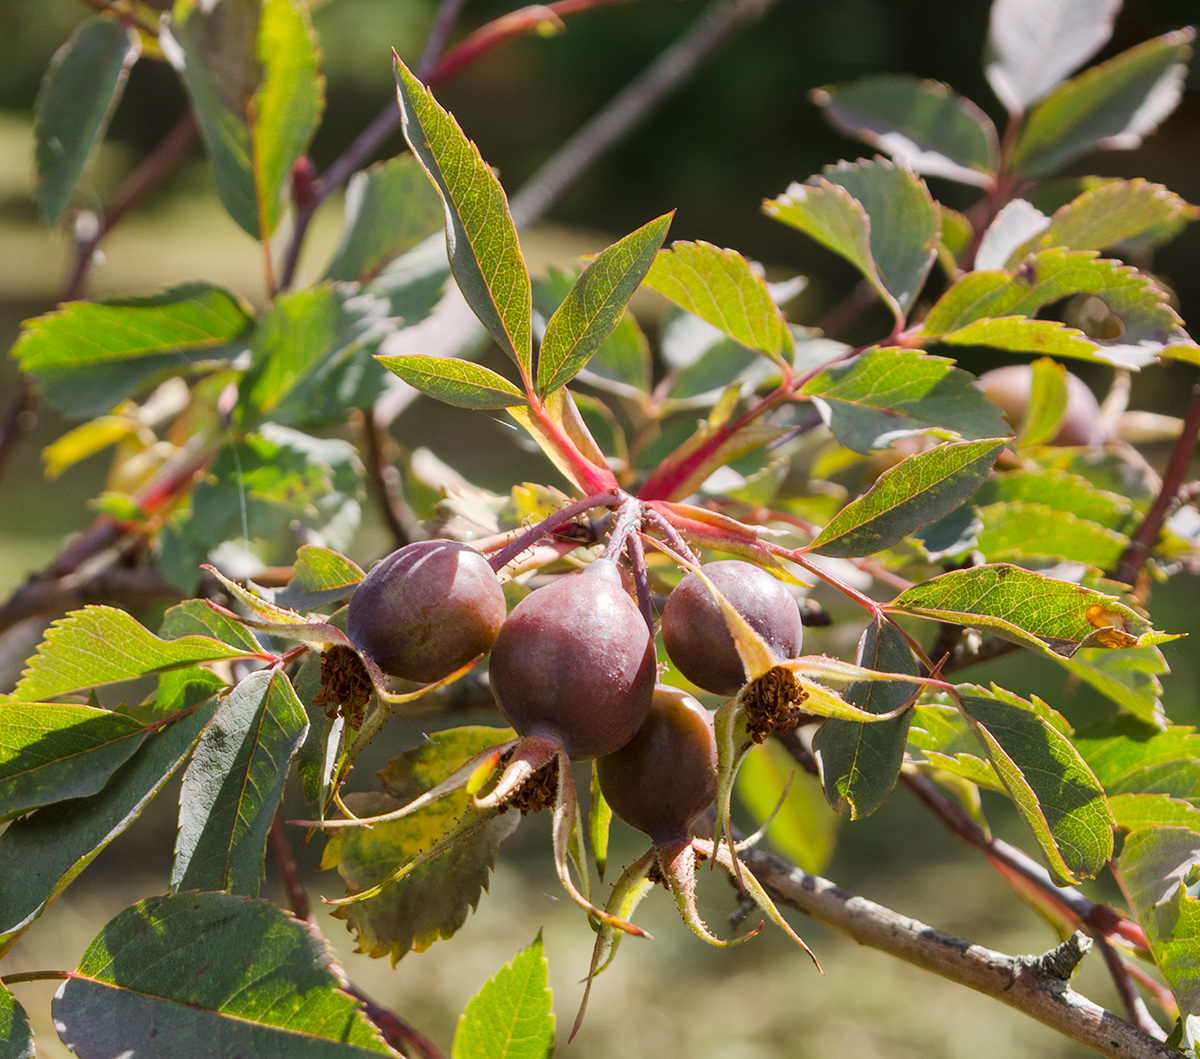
[625,529,655,630]
[602,496,642,560]
[485,489,621,572]
[640,506,701,564]
[1115,381,1200,584]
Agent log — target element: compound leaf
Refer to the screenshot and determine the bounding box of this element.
[376,353,526,409]
[1073,718,1200,799]
[52,892,397,1058]
[323,726,518,962]
[394,55,531,377]
[159,598,266,656]
[275,545,364,610]
[539,213,671,394]
[812,75,997,186]
[802,347,1010,453]
[0,703,148,823]
[641,239,787,361]
[907,704,1003,790]
[0,697,218,950]
[1108,794,1200,831]
[813,618,916,819]
[34,16,140,225]
[984,0,1120,113]
[1059,643,1168,727]
[453,935,555,1059]
[974,501,1128,569]
[8,606,258,703]
[809,438,1005,557]
[1011,29,1194,178]
[172,670,308,896]
[887,564,1154,658]
[1035,179,1198,257]
[0,986,34,1059]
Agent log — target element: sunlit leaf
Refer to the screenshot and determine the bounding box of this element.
[809,438,1005,557]
[394,55,531,377]
[159,598,267,656]
[813,618,916,819]
[1073,717,1200,799]
[1034,179,1198,258]
[0,986,34,1059]
[377,353,526,409]
[0,703,148,823]
[1059,643,1168,726]
[34,16,140,224]
[907,704,1003,790]
[453,935,555,1059]
[172,670,308,896]
[275,545,364,610]
[974,199,1050,270]
[802,347,1011,453]
[812,75,998,186]
[973,501,1128,568]
[323,726,518,962]
[1108,793,1200,831]
[52,892,396,1057]
[1011,30,1194,178]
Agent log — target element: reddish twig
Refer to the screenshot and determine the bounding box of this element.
[0,565,181,637]
[269,813,313,924]
[360,408,414,548]
[1092,932,1168,1040]
[345,985,447,1059]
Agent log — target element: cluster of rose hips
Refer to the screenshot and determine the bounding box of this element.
[338,505,813,963]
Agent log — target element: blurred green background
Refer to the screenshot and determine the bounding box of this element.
[1,1,1199,1056]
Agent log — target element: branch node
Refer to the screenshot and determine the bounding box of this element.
[1015,931,1093,989]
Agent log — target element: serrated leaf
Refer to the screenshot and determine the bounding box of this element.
[1108,793,1200,831]
[1118,827,1200,1036]
[907,704,1003,790]
[538,213,671,394]
[809,438,1005,557]
[802,347,1011,453]
[974,501,1128,568]
[42,414,138,478]
[641,240,788,360]
[13,283,253,416]
[812,75,998,186]
[167,0,324,239]
[813,618,916,819]
[0,703,148,823]
[887,564,1153,658]
[737,739,839,872]
[453,935,555,1059]
[159,598,266,655]
[34,16,140,225]
[1035,179,1198,258]
[0,987,34,1059]
[394,55,531,377]
[960,689,1113,883]
[1011,29,1194,178]
[1060,643,1168,726]
[821,158,940,317]
[376,353,526,409]
[52,892,396,1058]
[154,667,229,719]
[975,199,1050,270]
[323,726,518,962]
[326,155,444,283]
[172,669,307,896]
[1014,356,1069,446]
[9,605,259,703]
[275,545,364,610]
[984,0,1120,113]
[0,697,218,950]
[922,248,1199,369]
[1073,717,1200,799]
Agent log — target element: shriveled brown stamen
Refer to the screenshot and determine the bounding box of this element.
[313,644,374,727]
[742,665,810,742]
[497,753,560,815]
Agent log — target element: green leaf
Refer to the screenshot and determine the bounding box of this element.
[809,438,1005,557]
[33,16,140,225]
[394,55,531,377]
[172,670,308,896]
[275,545,364,610]
[821,158,940,317]
[921,248,1198,369]
[154,667,229,719]
[813,618,917,819]
[52,892,396,1058]
[960,688,1113,883]
[0,986,34,1059]
[641,240,788,360]
[0,703,148,823]
[168,0,324,239]
[538,213,671,395]
[376,353,526,409]
[907,704,1003,790]
[1059,643,1168,726]
[1073,718,1200,799]
[159,598,266,655]
[887,564,1154,658]
[14,283,253,416]
[8,605,258,703]
[1118,827,1200,1036]
[811,75,998,187]
[0,697,218,949]
[1035,179,1199,257]
[1108,793,1200,831]
[984,0,1120,113]
[973,501,1128,568]
[323,726,518,962]
[326,154,444,283]
[1015,356,1069,446]
[736,739,839,872]
[974,199,1051,270]
[802,347,1011,453]
[453,935,555,1059]
[1011,29,1194,178]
